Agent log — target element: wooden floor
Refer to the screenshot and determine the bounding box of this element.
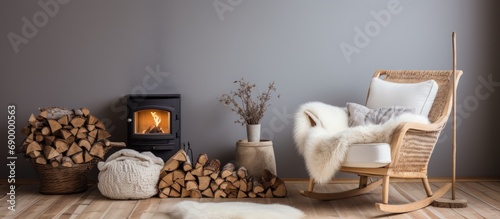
[1,180,499,218]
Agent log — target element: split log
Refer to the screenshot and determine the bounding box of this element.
[76,128,88,139]
[191,166,203,177]
[87,124,95,132]
[163,159,180,172]
[35,134,44,143]
[265,188,274,198]
[173,170,185,182]
[175,178,185,187]
[169,189,181,198]
[171,183,182,193]
[159,172,174,189]
[29,114,38,126]
[185,172,196,181]
[97,129,111,141]
[41,127,51,136]
[238,190,248,198]
[237,166,248,179]
[54,139,69,154]
[198,176,211,191]
[159,187,171,198]
[61,156,74,167]
[210,182,219,192]
[202,188,214,198]
[48,120,62,133]
[87,115,99,125]
[214,189,227,198]
[28,150,41,158]
[80,108,90,117]
[210,171,219,180]
[226,172,238,183]
[221,163,235,178]
[171,150,188,162]
[78,139,92,151]
[36,157,47,165]
[89,142,105,159]
[203,159,221,176]
[71,152,84,164]
[252,179,264,194]
[44,135,55,146]
[58,129,73,140]
[43,146,59,160]
[183,162,193,172]
[195,153,209,168]
[272,179,287,197]
[26,141,42,154]
[215,177,224,186]
[181,188,191,198]
[50,154,63,168]
[57,115,69,126]
[95,120,106,130]
[84,150,93,162]
[239,179,248,192]
[70,117,86,128]
[186,181,198,191]
[190,190,202,198]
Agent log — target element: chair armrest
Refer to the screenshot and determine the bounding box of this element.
[393,122,443,134]
[388,122,444,170]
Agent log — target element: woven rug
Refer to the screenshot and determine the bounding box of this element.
[156,200,305,219]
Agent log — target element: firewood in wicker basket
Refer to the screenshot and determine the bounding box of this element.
[21,107,124,166]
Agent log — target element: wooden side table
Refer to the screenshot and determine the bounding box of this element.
[235,139,277,179]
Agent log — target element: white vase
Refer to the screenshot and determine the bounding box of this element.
[246,124,261,142]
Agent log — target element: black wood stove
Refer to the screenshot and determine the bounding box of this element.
[127,94,180,160]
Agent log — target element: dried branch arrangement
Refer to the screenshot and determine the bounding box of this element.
[219,78,279,125]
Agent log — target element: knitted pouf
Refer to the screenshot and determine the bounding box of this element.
[97,149,164,199]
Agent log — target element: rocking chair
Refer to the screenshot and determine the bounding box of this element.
[299,70,462,213]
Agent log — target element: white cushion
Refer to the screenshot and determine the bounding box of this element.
[342,143,391,168]
[366,78,438,117]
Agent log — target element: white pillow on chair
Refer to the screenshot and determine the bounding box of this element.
[366,78,439,117]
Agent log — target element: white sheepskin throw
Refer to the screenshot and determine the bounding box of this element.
[293,102,430,184]
[98,149,164,199]
[161,201,305,219]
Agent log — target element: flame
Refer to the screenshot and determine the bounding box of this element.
[151,112,161,127]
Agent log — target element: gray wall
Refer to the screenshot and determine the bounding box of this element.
[1,0,499,180]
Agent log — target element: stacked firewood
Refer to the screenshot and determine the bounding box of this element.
[158,150,287,198]
[20,107,123,167]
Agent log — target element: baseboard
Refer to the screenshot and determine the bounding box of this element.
[283,177,500,183]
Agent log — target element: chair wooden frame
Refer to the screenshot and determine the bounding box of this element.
[300,70,462,213]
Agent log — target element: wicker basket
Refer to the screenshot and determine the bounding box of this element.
[32,160,97,195]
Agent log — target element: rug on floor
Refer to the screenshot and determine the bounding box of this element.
[157,200,305,219]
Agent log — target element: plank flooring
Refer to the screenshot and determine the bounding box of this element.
[1,181,499,218]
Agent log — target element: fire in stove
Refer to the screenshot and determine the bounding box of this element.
[134,109,171,135]
[144,112,164,133]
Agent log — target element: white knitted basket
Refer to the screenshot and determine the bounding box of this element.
[97,149,164,199]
